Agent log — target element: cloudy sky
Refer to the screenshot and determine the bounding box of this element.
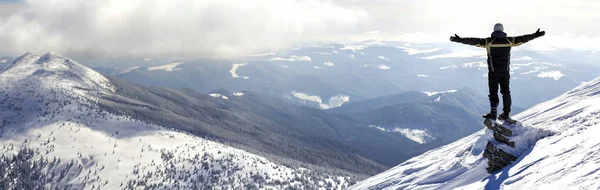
[1,0,599,58]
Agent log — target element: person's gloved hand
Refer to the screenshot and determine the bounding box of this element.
[450,34,461,42]
[535,28,545,37]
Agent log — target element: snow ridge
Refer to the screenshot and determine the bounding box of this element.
[350,76,600,190]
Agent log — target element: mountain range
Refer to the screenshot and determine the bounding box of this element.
[0,52,496,189]
[89,41,600,111]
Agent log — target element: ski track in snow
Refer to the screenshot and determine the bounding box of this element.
[350,77,600,190]
[0,52,351,190]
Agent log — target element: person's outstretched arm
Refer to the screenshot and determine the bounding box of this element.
[450,34,487,48]
[510,28,545,46]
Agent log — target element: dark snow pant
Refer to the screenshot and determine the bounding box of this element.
[488,73,511,115]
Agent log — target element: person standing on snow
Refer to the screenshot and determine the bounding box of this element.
[449,23,545,121]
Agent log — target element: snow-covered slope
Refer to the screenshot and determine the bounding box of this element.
[350,76,600,190]
[0,52,350,189]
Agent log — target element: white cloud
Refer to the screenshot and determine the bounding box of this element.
[3,0,600,58]
[0,0,368,58]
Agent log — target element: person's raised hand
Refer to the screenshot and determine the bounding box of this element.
[450,34,461,42]
[535,28,545,37]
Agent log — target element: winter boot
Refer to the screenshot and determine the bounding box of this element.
[483,113,497,120]
[498,113,517,124]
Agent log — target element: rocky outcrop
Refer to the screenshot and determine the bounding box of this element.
[483,120,519,173]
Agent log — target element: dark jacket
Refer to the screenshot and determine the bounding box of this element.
[453,31,542,75]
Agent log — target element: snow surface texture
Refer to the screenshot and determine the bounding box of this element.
[0,52,351,190]
[350,76,600,190]
[290,91,350,109]
[147,62,184,72]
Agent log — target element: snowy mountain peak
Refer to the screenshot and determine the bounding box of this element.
[0,52,351,189]
[37,51,66,64]
[1,52,115,93]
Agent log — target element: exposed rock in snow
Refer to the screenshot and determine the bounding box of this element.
[147,62,184,72]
